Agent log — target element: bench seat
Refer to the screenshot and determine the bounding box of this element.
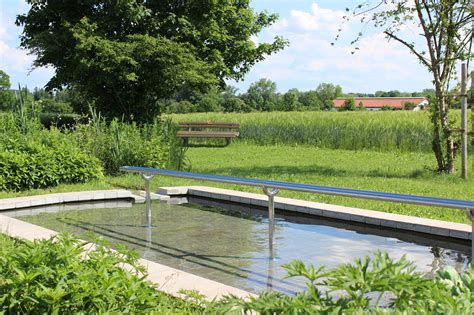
[177,122,240,145]
[177,131,239,138]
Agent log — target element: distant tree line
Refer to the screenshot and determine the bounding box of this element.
[0,69,443,116]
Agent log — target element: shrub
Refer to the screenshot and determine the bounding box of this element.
[36,98,74,114]
[340,97,356,111]
[0,234,200,314]
[404,101,417,110]
[0,145,103,191]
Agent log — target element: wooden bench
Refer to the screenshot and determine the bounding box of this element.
[177,122,240,145]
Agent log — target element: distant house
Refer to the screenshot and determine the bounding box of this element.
[333,97,429,111]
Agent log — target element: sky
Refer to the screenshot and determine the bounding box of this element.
[0,0,435,94]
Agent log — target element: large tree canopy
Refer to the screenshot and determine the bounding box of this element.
[17,0,287,121]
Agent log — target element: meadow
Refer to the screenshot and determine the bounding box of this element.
[170,110,470,152]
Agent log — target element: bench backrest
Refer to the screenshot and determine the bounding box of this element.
[178,122,240,129]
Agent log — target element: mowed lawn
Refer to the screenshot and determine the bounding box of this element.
[109,143,473,224]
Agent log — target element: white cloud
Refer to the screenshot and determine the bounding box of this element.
[236,1,432,93]
[289,3,345,32]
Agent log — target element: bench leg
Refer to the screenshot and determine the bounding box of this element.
[183,138,189,146]
[225,138,231,146]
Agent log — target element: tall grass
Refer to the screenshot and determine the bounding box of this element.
[171,111,438,152]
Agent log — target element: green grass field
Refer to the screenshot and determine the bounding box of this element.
[170,110,470,153]
[107,143,472,224]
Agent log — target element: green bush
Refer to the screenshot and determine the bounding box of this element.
[36,98,74,114]
[0,234,200,314]
[0,145,103,191]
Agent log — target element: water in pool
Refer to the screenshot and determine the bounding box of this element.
[10,197,471,294]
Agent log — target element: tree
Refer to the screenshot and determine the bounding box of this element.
[299,90,322,110]
[316,83,343,110]
[341,97,356,111]
[347,0,473,173]
[17,0,287,121]
[281,88,301,111]
[222,97,251,113]
[244,78,278,111]
[0,70,14,111]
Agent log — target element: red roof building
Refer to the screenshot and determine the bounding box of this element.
[333,97,429,110]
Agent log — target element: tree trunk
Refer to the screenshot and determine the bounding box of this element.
[432,93,456,174]
[432,118,445,173]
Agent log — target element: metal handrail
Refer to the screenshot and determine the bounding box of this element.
[120,166,474,256]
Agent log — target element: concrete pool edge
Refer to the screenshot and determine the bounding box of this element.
[157,186,472,240]
[0,213,255,301]
[0,190,139,210]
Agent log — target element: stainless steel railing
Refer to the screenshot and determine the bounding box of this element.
[120,166,474,257]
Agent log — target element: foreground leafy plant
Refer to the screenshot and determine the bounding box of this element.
[217,252,473,314]
[1,233,472,314]
[0,233,202,314]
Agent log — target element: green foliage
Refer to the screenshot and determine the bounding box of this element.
[222,97,252,113]
[0,130,103,191]
[0,70,14,111]
[381,105,394,111]
[0,110,186,190]
[0,233,201,314]
[404,101,417,110]
[36,98,74,114]
[171,111,435,152]
[281,89,301,111]
[243,78,279,111]
[73,116,186,175]
[316,83,343,110]
[17,0,287,121]
[340,97,356,111]
[219,252,473,314]
[1,233,472,314]
[298,90,322,111]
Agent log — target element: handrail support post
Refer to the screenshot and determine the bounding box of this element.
[467,209,474,258]
[141,173,154,228]
[263,187,279,260]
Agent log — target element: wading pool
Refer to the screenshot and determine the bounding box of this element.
[6,196,471,295]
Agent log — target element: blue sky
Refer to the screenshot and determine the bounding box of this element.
[0,0,434,94]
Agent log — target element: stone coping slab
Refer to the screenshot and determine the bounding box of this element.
[0,190,134,211]
[0,214,254,301]
[157,186,472,240]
